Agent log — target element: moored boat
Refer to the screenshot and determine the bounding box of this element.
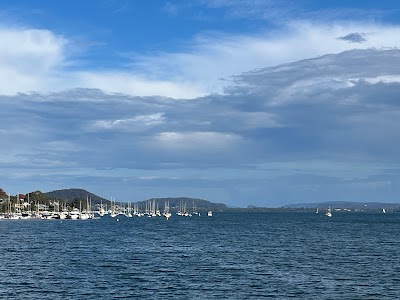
[325,207,332,218]
[69,208,80,220]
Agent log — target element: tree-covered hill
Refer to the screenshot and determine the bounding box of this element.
[45,188,110,205]
[134,197,227,212]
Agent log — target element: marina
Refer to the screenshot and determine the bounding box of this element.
[0,194,208,221]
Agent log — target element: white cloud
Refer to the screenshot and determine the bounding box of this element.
[92,113,166,130]
[74,71,205,99]
[0,26,67,94]
[0,27,66,71]
[359,75,400,84]
[154,131,242,150]
[123,22,400,97]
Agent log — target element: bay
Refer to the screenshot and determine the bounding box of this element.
[0,212,399,299]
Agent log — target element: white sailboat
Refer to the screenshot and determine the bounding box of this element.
[125,202,133,217]
[163,200,171,220]
[110,197,118,217]
[207,211,213,217]
[192,200,199,215]
[382,208,386,214]
[79,197,91,220]
[97,200,108,217]
[325,206,332,218]
[316,207,319,214]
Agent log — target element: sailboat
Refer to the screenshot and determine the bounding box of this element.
[110,197,118,218]
[316,207,319,214]
[97,200,106,217]
[382,208,386,214]
[325,206,332,218]
[163,200,171,220]
[79,196,91,220]
[192,200,199,215]
[125,202,133,217]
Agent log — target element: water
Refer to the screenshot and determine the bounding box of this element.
[1,212,400,299]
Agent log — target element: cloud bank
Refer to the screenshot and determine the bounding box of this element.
[1,48,400,205]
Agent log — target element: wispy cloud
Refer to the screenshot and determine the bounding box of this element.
[194,0,398,24]
[101,0,131,14]
[153,131,242,151]
[163,1,180,16]
[92,113,166,131]
[195,0,298,21]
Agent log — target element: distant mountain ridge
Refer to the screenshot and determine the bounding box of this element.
[282,201,400,209]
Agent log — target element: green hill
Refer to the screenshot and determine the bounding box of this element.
[45,188,110,205]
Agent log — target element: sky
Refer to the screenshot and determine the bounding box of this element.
[1,0,400,207]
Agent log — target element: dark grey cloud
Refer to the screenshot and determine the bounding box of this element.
[338,32,367,43]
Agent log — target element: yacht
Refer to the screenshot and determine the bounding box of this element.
[163,201,172,220]
[60,209,69,219]
[325,207,332,218]
[207,211,213,217]
[68,208,80,220]
[80,211,90,220]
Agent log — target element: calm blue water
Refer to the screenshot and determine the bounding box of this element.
[1,212,400,299]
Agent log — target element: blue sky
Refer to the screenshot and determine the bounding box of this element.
[1,0,400,207]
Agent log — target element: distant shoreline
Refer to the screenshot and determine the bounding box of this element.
[223,207,400,212]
